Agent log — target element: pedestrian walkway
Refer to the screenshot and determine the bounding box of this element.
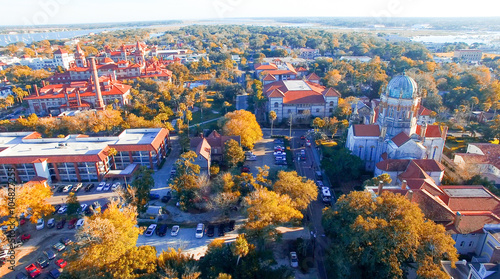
[150,135,181,196]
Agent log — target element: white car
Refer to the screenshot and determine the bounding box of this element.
[273,151,286,156]
[144,224,157,236]
[316,181,324,187]
[75,219,84,229]
[96,182,105,191]
[290,252,298,267]
[36,218,44,230]
[103,183,111,191]
[80,203,88,213]
[195,223,204,238]
[58,205,67,214]
[62,185,72,192]
[111,182,121,191]
[47,218,55,229]
[246,155,257,161]
[171,225,180,236]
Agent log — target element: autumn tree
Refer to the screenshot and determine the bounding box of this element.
[322,191,458,279]
[175,151,201,176]
[0,181,54,224]
[269,111,277,136]
[232,234,249,266]
[222,110,263,149]
[272,171,317,211]
[62,200,142,278]
[106,246,158,279]
[157,248,198,278]
[362,173,393,188]
[223,139,245,168]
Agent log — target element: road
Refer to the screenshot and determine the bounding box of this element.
[236,94,248,110]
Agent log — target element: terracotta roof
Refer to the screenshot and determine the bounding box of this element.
[296,67,308,72]
[283,91,325,104]
[353,125,380,137]
[412,159,445,172]
[263,74,277,81]
[418,105,433,117]
[306,73,320,80]
[399,161,432,180]
[53,48,68,55]
[255,63,278,71]
[376,159,410,171]
[416,124,443,138]
[267,89,284,98]
[391,132,411,147]
[322,88,341,97]
[263,80,337,104]
[103,57,115,64]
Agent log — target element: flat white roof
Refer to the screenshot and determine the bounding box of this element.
[283,80,311,91]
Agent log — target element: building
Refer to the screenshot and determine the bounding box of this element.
[346,73,447,171]
[25,58,132,115]
[0,128,169,183]
[17,48,75,70]
[454,49,483,63]
[454,143,500,185]
[264,77,340,122]
[190,131,241,175]
[339,56,372,63]
[255,60,298,82]
[299,48,320,60]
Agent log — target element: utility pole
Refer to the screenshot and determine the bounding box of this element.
[289,114,292,139]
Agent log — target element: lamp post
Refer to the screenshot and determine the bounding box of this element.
[289,113,292,139]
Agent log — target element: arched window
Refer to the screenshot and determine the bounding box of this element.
[274,102,279,108]
[460,241,464,247]
[469,241,474,247]
[329,101,334,106]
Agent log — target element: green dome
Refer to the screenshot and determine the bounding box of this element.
[386,73,418,99]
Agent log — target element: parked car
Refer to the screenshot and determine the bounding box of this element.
[84,183,94,192]
[49,268,60,278]
[206,224,215,237]
[55,258,67,268]
[171,225,180,236]
[157,224,168,237]
[62,185,72,193]
[56,186,64,193]
[275,156,286,161]
[10,238,23,249]
[76,219,84,229]
[79,203,88,213]
[273,151,286,156]
[36,257,50,269]
[103,183,111,191]
[57,206,67,214]
[245,154,257,161]
[47,218,55,229]
[275,160,287,165]
[195,223,204,238]
[52,242,65,252]
[60,237,72,246]
[36,218,44,230]
[218,224,225,237]
[111,182,121,191]
[300,135,306,140]
[20,234,31,242]
[25,263,41,278]
[71,183,83,192]
[149,193,160,200]
[67,218,78,229]
[241,166,250,173]
[43,248,56,260]
[316,180,324,187]
[56,219,66,230]
[161,191,172,203]
[290,252,298,268]
[53,205,61,214]
[96,182,105,191]
[144,224,157,236]
[306,140,311,147]
[227,220,235,231]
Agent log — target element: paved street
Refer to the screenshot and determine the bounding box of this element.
[236,94,248,110]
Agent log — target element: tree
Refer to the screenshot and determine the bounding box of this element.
[127,166,154,213]
[223,139,245,168]
[321,147,363,184]
[362,173,393,188]
[157,248,198,278]
[269,111,277,136]
[222,110,263,149]
[175,151,201,176]
[106,246,158,279]
[0,180,54,224]
[322,191,458,279]
[232,234,249,266]
[312,117,326,131]
[273,171,318,211]
[66,192,80,216]
[63,200,142,278]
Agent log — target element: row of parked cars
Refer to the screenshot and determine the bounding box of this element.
[17,238,70,279]
[143,220,236,239]
[144,224,180,237]
[274,138,287,165]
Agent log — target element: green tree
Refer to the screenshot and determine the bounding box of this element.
[321,147,363,184]
[322,191,458,279]
[66,192,80,216]
[224,139,245,168]
[127,166,154,213]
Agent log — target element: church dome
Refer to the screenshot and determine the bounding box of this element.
[386,73,418,99]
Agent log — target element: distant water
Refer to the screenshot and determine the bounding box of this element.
[0,28,121,46]
[411,32,500,45]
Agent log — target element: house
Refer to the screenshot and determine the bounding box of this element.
[190,131,241,174]
[255,60,297,82]
[454,143,500,185]
[441,260,500,279]
[264,77,340,122]
[299,48,320,60]
[190,137,211,176]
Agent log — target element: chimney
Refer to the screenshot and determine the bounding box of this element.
[42,80,46,87]
[420,122,427,139]
[454,212,462,228]
[111,70,117,81]
[33,84,39,97]
[377,181,384,196]
[64,91,69,107]
[401,180,407,189]
[90,57,104,109]
[76,90,82,107]
[407,190,414,201]
[441,125,448,140]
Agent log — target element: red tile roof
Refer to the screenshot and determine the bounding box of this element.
[53,48,68,55]
[306,73,320,80]
[283,91,326,104]
[418,105,433,116]
[391,132,411,147]
[353,124,380,137]
[263,74,277,81]
[416,124,443,138]
[322,88,341,97]
[255,63,278,71]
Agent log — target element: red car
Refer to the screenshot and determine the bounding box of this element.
[25,263,41,278]
[55,258,67,268]
[241,166,250,173]
[20,219,26,226]
[67,218,78,229]
[21,234,31,242]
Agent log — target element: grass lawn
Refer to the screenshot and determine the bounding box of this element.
[190,109,221,125]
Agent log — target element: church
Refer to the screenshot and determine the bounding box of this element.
[346,73,447,174]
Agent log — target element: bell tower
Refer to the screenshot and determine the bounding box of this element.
[74,44,87,68]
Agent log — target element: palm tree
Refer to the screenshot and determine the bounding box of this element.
[269,111,277,136]
[231,234,249,266]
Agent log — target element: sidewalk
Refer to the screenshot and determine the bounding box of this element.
[150,135,181,196]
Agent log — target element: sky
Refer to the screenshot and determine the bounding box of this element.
[1,0,500,26]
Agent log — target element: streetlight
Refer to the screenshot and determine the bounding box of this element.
[288,113,292,139]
